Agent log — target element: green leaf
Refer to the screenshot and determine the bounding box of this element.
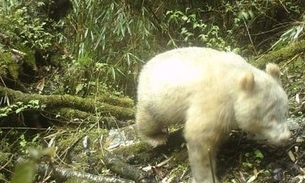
[75,83,84,94]
[11,161,36,183]
[242,162,253,168]
[15,107,25,114]
[254,149,264,159]
[29,100,39,106]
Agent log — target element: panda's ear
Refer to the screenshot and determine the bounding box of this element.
[265,63,282,85]
[239,72,254,92]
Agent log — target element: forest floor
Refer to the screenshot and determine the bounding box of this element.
[1,57,305,183]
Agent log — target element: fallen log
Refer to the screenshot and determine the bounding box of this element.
[0,86,135,122]
[252,40,305,68]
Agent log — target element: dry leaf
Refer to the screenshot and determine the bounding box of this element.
[36,78,45,94]
[288,150,296,162]
[295,93,300,104]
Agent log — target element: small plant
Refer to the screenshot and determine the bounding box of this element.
[166,9,230,50]
[242,149,264,169]
[0,100,46,117]
[0,1,58,82]
[19,134,41,154]
[0,5,54,51]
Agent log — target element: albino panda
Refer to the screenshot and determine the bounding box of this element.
[136,47,291,183]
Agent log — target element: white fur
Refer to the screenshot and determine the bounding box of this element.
[136,47,291,183]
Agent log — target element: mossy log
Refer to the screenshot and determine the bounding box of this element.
[0,86,135,121]
[252,40,305,68]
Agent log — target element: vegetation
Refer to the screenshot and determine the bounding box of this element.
[0,0,305,182]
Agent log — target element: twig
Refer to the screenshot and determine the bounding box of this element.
[280,54,299,69]
[37,163,135,183]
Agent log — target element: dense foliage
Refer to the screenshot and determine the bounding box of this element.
[1,0,304,97]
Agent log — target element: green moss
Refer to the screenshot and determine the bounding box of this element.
[0,51,19,79]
